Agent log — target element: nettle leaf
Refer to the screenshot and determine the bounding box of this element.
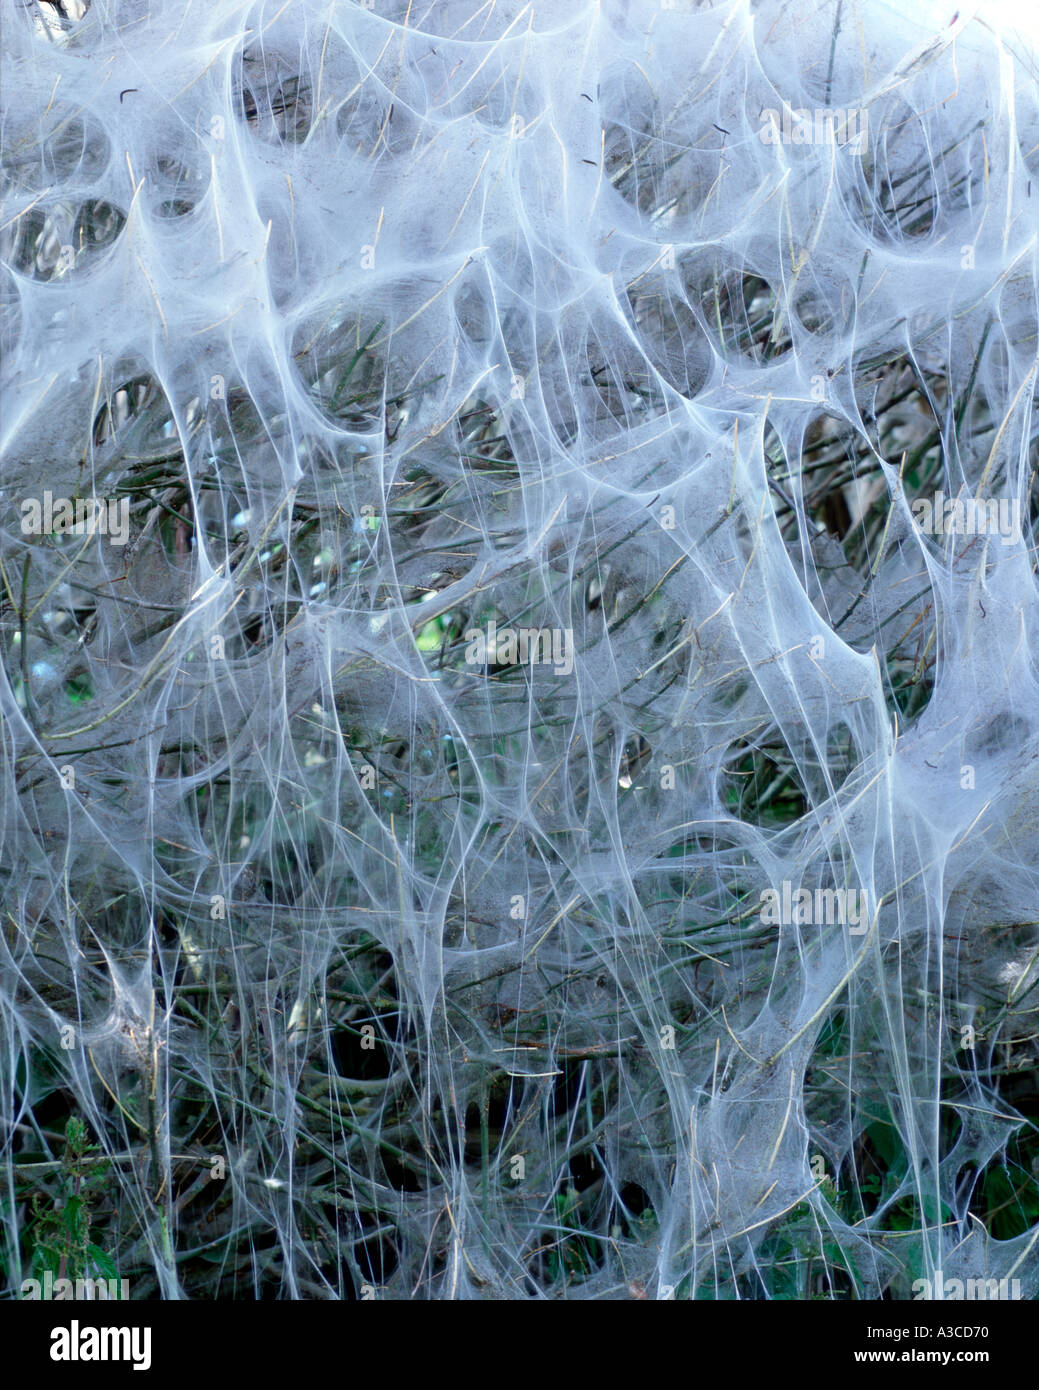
[87,1244,120,1284]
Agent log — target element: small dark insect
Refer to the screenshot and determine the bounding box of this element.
[581,92,592,102]
[581,158,596,165]
[120,89,138,103]
[979,600,986,616]
[713,124,730,135]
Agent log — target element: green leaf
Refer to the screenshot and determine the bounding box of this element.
[87,1244,121,1286]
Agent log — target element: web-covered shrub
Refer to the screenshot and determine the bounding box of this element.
[1,0,1038,1299]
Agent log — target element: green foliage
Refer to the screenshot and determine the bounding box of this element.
[544,1186,597,1287]
[974,1159,1039,1240]
[28,1117,121,1292]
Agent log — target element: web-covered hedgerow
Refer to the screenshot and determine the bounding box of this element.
[2,0,1038,1299]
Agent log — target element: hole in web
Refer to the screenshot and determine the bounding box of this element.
[693,264,792,364]
[3,199,125,282]
[235,53,313,145]
[722,734,809,827]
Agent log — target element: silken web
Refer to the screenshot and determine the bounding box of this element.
[1,0,1038,1299]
